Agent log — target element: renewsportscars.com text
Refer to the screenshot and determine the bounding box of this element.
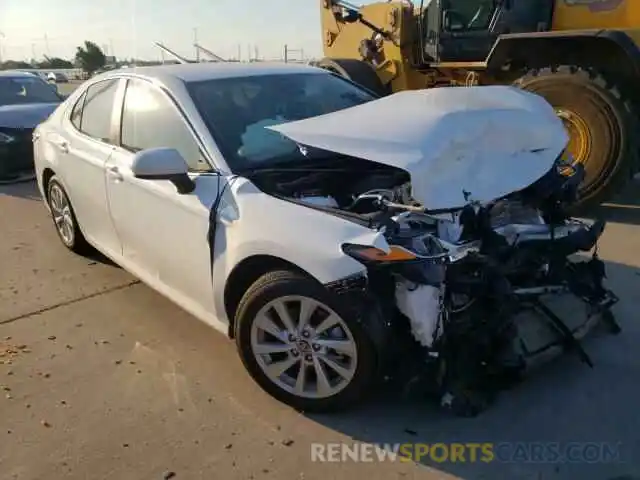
[310,442,622,464]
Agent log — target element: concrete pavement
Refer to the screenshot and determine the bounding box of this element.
[1,179,640,480]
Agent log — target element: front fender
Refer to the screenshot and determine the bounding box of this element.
[211,177,388,318]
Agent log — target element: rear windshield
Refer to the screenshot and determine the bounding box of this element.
[0,76,61,106]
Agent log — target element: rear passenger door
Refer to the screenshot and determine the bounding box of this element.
[57,78,124,257]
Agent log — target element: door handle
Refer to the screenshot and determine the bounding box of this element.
[107,166,123,181]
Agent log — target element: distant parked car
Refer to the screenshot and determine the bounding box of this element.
[46,72,69,83]
[0,71,63,180]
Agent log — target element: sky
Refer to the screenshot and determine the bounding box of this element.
[0,0,395,62]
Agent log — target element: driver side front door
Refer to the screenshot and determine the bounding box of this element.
[105,77,221,319]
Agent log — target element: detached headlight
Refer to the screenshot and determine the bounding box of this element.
[0,132,15,144]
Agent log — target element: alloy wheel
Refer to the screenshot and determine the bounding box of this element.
[49,183,75,246]
[250,295,358,399]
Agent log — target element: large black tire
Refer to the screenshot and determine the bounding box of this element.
[46,176,91,254]
[316,57,390,97]
[234,269,377,412]
[514,66,636,211]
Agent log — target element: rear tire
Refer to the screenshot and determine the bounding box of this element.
[514,66,636,212]
[316,57,390,97]
[234,270,377,412]
[46,176,91,254]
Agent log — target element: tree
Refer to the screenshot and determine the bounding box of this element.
[38,56,74,69]
[75,41,106,75]
[0,60,31,70]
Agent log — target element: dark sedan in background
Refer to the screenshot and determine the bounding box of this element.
[0,71,63,182]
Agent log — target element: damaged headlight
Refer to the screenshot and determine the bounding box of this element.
[341,243,449,265]
[341,243,449,286]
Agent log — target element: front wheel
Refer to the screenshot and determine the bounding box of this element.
[234,270,377,412]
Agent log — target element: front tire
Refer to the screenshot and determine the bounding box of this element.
[234,270,377,412]
[46,176,90,254]
[514,66,636,211]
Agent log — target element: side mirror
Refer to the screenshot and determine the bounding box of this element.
[131,147,195,194]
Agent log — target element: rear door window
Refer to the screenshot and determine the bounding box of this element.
[78,79,119,142]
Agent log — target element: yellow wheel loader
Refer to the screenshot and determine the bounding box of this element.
[316,0,640,210]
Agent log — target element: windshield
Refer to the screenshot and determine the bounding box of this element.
[187,72,376,171]
[0,76,61,106]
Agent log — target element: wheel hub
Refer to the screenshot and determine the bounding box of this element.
[295,338,313,354]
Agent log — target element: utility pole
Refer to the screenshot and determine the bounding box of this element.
[0,31,4,65]
[193,28,200,62]
[237,44,241,62]
[284,44,288,63]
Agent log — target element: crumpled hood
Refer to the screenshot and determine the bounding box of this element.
[0,103,59,129]
[269,86,569,210]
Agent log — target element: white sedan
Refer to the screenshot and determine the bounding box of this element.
[33,62,575,413]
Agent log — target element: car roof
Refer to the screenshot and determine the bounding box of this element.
[0,70,41,78]
[99,61,326,85]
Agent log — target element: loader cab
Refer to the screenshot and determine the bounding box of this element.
[420,0,555,63]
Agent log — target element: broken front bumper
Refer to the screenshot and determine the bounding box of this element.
[511,285,619,369]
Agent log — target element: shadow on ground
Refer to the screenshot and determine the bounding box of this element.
[304,259,640,480]
[591,179,640,226]
[0,178,41,200]
[84,249,120,268]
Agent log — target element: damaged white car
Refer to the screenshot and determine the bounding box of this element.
[33,63,619,416]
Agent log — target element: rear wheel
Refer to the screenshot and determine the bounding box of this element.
[514,66,636,211]
[234,270,377,412]
[47,176,91,254]
[316,57,390,97]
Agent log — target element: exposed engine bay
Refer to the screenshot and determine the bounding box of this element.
[247,154,620,416]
